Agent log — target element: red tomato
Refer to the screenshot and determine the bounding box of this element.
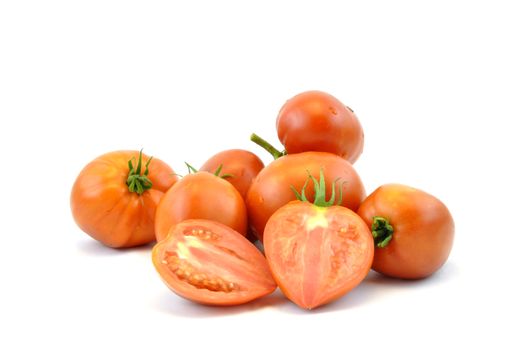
[155,172,247,242]
[246,152,365,241]
[357,184,455,279]
[264,174,373,309]
[152,219,277,306]
[200,149,264,198]
[276,90,364,163]
[71,150,176,248]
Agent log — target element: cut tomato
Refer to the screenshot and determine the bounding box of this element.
[263,170,373,309]
[152,220,276,306]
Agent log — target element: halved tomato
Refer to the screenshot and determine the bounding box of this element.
[263,171,373,309]
[152,219,277,306]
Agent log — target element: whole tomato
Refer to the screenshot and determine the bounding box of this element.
[246,152,365,241]
[200,149,264,198]
[276,90,364,163]
[155,171,247,242]
[71,150,176,248]
[357,184,455,279]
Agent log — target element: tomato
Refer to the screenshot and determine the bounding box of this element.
[152,219,276,306]
[246,152,365,242]
[276,90,364,163]
[155,172,247,242]
[263,171,373,309]
[357,184,455,279]
[200,149,264,198]
[70,150,176,248]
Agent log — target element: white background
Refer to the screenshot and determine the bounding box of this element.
[1,1,526,349]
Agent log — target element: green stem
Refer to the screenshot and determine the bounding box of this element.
[291,168,343,207]
[371,216,394,248]
[250,133,286,160]
[126,149,153,195]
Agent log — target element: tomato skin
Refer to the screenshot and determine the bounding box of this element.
[277,90,364,163]
[264,201,374,309]
[155,172,247,242]
[357,184,455,279]
[246,152,365,241]
[200,149,264,198]
[152,219,276,306]
[70,150,176,248]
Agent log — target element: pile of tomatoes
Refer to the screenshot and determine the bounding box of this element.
[71,90,455,310]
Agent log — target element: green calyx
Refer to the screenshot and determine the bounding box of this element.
[184,162,233,179]
[371,216,394,248]
[250,133,287,160]
[126,149,153,195]
[291,168,344,207]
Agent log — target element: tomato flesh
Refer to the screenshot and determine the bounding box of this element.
[264,201,373,309]
[152,220,276,306]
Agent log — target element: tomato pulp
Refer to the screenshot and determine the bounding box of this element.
[264,201,373,309]
[152,220,276,305]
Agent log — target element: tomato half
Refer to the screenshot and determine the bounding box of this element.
[152,219,277,306]
[70,150,176,248]
[246,152,365,242]
[200,149,264,198]
[357,184,455,279]
[276,90,364,163]
[155,172,247,242]
[264,201,373,309]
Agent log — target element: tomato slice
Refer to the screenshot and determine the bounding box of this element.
[152,219,276,306]
[264,201,374,309]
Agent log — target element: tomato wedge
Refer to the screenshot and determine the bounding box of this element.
[263,171,373,309]
[152,220,277,306]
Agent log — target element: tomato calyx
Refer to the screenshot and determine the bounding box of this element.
[250,133,286,160]
[291,168,344,208]
[185,162,233,179]
[371,216,394,248]
[126,149,153,195]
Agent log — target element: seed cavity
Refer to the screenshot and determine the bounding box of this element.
[184,227,220,240]
[164,254,239,293]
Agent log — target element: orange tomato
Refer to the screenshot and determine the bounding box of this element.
[155,172,247,242]
[246,152,365,242]
[357,184,455,279]
[200,149,264,198]
[276,90,364,163]
[71,150,176,248]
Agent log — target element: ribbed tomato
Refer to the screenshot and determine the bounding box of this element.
[71,150,176,248]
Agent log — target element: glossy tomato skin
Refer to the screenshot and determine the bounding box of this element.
[70,150,176,248]
[200,149,264,198]
[277,91,364,163]
[264,201,373,309]
[152,219,276,306]
[155,172,247,242]
[357,184,455,279]
[246,152,366,242]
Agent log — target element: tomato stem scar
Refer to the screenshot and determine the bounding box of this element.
[371,216,394,248]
